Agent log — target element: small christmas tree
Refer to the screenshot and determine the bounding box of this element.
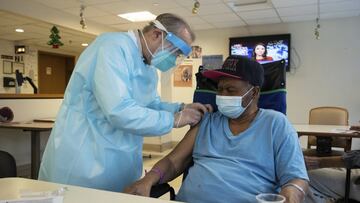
[47,26,64,48]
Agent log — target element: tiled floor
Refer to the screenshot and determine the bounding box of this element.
[143,149,183,200]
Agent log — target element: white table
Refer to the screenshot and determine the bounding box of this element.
[294,124,360,203]
[0,178,177,203]
[294,124,360,138]
[0,122,53,179]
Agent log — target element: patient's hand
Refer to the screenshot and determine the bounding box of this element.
[124,178,152,197]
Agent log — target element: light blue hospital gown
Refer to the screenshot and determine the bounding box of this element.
[38,31,180,192]
[176,109,309,203]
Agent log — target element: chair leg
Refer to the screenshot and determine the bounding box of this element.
[345,168,351,203]
[169,187,176,200]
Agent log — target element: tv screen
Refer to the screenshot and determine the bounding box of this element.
[229,34,291,71]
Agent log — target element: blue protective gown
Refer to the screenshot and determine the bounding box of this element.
[38,31,180,192]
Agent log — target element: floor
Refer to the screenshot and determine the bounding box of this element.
[143,149,183,200]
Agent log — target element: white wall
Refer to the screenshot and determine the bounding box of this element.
[0,39,36,94]
[0,39,80,94]
[170,16,360,149]
[0,99,62,165]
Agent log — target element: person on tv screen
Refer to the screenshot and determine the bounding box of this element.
[252,43,273,61]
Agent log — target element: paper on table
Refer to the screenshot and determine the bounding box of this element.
[0,187,66,203]
[331,128,358,134]
[0,196,63,203]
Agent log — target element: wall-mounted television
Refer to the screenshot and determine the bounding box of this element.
[229,34,291,71]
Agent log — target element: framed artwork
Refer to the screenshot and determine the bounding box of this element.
[3,60,12,74]
[173,65,193,87]
[191,45,202,58]
[12,62,25,73]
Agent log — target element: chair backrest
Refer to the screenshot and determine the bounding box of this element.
[307,106,351,151]
[258,60,287,114]
[0,150,17,178]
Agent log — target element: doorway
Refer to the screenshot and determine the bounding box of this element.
[38,51,75,94]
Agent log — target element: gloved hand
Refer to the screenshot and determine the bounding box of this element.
[181,103,213,114]
[174,103,213,128]
[174,108,202,128]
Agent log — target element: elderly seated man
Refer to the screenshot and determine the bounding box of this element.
[125,56,309,203]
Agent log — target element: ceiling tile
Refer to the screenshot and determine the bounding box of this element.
[190,23,215,30]
[150,7,193,17]
[271,0,316,8]
[16,24,51,35]
[183,16,208,25]
[277,4,317,17]
[110,22,149,31]
[79,0,120,6]
[320,0,360,13]
[0,17,23,26]
[175,0,222,7]
[33,0,81,9]
[238,9,278,20]
[88,15,130,25]
[191,3,233,15]
[245,17,282,25]
[0,32,41,41]
[131,0,181,9]
[321,10,360,19]
[281,14,317,23]
[94,1,146,15]
[200,13,241,23]
[212,20,246,28]
[227,1,274,12]
[62,6,109,18]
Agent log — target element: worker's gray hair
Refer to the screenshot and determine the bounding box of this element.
[142,13,195,41]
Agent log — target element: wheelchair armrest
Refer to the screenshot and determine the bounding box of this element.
[150,183,176,200]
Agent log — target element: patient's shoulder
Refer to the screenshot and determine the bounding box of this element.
[203,111,223,121]
[259,108,288,122]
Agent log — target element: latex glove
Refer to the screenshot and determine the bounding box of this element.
[124,178,152,197]
[174,108,203,128]
[181,102,214,114]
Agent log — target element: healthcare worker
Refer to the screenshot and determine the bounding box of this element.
[38,13,211,192]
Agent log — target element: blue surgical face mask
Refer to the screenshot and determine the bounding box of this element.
[151,50,177,72]
[216,87,254,119]
[140,30,180,72]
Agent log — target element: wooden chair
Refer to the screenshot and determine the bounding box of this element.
[303,107,354,203]
[304,106,351,157]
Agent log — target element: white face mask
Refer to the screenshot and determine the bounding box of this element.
[216,87,254,119]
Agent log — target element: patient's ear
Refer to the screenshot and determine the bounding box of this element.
[254,86,261,96]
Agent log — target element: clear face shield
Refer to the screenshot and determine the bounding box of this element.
[149,20,192,72]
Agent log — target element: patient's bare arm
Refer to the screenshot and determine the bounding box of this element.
[280,179,309,203]
[124,124,200,196]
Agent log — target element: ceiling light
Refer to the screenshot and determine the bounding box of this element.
[15,28,24,33]
[232,0,267,7]
[118,11,156,22]
[81,43,88,47]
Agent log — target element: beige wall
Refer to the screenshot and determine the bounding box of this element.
[169,16,360,149]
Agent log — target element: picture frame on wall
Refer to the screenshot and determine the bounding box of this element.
[173,64,193,87]
[12,62,25,74]
[3,60,12,74]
